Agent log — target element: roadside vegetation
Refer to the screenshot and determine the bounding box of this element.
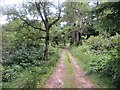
[1,0,120,88]
[70,34,120,88]
[67,1,120,88]
[2,20,60,88]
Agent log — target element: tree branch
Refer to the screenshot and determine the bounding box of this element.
[19,17,46,32]
[49,10,61,28]
[6,11,46,32]
[35,1,46,25]
[42,2,48,23]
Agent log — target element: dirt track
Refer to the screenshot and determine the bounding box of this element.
[44,49,94,88]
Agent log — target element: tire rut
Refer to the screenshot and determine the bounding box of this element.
[67,50,94,88]
[44,49,94,88]
[44,49,67,88]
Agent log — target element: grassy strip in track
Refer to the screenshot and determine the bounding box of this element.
[63,52,77,88]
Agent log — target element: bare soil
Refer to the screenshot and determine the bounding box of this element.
[67,50,94,88]
[44,49,66,88]
[44,49,94,88]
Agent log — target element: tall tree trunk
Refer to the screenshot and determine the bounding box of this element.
[44,29,49,60]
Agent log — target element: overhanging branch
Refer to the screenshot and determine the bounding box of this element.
[19,17,46,32]
[49,11,61,28]
[6,11,46,32]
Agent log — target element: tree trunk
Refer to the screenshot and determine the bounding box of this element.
[44,29,49,60]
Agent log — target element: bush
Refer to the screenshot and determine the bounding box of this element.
[84,35,111,51]
[110,33,120,46]
[2,48,60,88]
[103,46,120,87]
[70,34,120,87]
[2,21,60,88]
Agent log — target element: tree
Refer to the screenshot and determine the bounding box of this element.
[92,1,120,36]
[4,0,62,60]
[63,1,94,45]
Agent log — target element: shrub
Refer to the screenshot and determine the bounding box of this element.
[104,46,120,87]
[110,33,120,46]
[70,33,120,87]
[2,23,60,88]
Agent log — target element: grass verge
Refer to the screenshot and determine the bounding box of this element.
[69,46,116,88]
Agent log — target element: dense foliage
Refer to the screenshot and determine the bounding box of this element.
[69,1,120,87]
[2,19,60,88]
[70,34,120,87]
[92,2,120,36]
[1,1,120,88]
